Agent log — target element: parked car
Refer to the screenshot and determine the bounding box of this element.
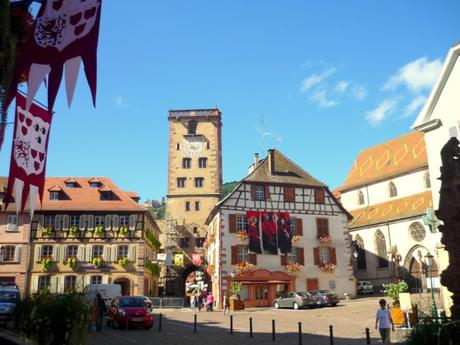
[107,296,153,329]
[273,291,319,310]
[357,281,374,295]
[309,290,339,307]
[83,283,122,308]
[0,284,20,323]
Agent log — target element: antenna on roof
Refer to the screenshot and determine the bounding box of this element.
[254,114,282,150]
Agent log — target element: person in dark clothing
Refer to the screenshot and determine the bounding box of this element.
[277,214,292,254]
[95,293,106,332]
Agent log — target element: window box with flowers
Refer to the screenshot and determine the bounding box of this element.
[41,257,53,272]
[43,226,54,237]
[66,257,77,268]
[68,226,79,237]
[319,262,336,273]
[92,257,103,268]
[285,261,303,274]
[118,256,128,267]
[318,235,332,246]
[94,226,104,236]
[236,231,248,242]
[291,235,300,245]
[119,226,129,236]
[233,261,255,274]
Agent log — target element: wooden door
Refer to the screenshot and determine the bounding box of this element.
[254,284,270,307]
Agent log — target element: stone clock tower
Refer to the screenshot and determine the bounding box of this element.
[166,108,223,258]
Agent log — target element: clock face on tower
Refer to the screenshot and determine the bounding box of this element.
[182,137,205,156]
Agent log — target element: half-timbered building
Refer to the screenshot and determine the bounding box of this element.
[28,177,161,296]
[205,149,355,308]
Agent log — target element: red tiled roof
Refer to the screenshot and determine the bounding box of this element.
[339,132,427,192]
[47,185,63,192]
[126,191,140,199]
[349,191,432,229]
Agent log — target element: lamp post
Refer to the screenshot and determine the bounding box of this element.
[424,253,438,319]
[230,271,236,294]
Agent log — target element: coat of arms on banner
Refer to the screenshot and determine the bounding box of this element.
[192,254,203,266]
[4,92,52,214]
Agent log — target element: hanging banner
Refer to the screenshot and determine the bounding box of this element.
[4,91,52,214]
[261,212,277,254]
[174,253,184,267]
[276,212,291,254]
[247,211,262,254]
[192,254,203,266]
[4,0,103,115]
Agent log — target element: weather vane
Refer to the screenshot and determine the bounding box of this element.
[254,114,282,150]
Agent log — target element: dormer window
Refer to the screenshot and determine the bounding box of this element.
[100,191,113,201]
[50,191,60,201]
[90,182,100,188]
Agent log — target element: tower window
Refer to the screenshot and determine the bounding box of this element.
[182,158,191,169]
[177,178,186,188]
[195,177,204,188]
[199,157,207,168]
[195,201,200,211]
[206,142,210,150]
[187,120,197,135]
[176,143,180,150]
[185,202,190,212]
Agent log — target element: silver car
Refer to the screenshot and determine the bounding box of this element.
[273,292,318,310]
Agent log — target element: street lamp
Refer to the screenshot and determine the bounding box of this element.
[424,252,438,319]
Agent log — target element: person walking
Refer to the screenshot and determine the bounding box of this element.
[190,294,196,310]
[206,292,214,312]
[375,299,394,344]
[223,293,230,315]
[95,293,106,332]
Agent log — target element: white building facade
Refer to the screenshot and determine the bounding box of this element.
[206,150,355,309]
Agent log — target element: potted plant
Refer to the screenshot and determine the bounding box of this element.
[230,281,244,311]
[318,234,332,245]
[291,235,300,245]
[92,257,103,268]
[118,256,128,266]
[66,257,77,268]
[236,231,248,242]
[94,226,104,236]
[382,281,408,326]
[286,261,303,274]
[233,261,255,274]
[68,226,78,237]
[319,261,336,273]
[41,257,53,272]
[42,226,54,236]
[119,226,129,236]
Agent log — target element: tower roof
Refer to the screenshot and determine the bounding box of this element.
[168,108,221,119]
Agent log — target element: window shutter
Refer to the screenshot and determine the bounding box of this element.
[229,214,237,233]
[105,215,112,230]
[296,218,303,236]
[249,253,257,265]
[63,215,69,230]
[35,245,42,262]
[129,215,136,230]
[128,245,136,262]
[79,215,86,230]
[103,246,111,261]
[86,245,92,262]
[51,276,59,293]
[113,215,119,231]
[56,276,64,293]
[297,248,305,266]
[76,276,84,292]
[88,215,94,230]
[316,218,329,237]
[55,215,61,230]
[265,186,271,200]
[111,245,118,262]
[51,245,57,261]
[14,245,22,262]
[250,185,256,200]
[284,187,295,202]
[77,245,85,261]
[280,255,287,266]
[313,247,320,266]
[231,246,238,265]
[102,275,109,284]
[31,276,38,293]
[330,247,337,265]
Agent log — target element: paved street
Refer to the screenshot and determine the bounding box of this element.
[87,296,388,345]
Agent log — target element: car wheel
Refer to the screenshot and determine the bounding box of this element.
[274,302,280,309]
[293,302,299,310]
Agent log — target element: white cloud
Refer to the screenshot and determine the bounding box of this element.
[404,95,427,117]
[300,68,336,93]
[334,80,350,93]
[352,85,368,101]
[366,98,399,126]
[309,89,338,108]
[114,96,129,108]
[382,57,442,93]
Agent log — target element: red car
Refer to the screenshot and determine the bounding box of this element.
[107,296,153,329]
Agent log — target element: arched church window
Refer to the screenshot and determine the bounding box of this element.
[355,234,367,270]
[388,182,397,198]
[424,172,431,189]
[375,230,389,268]
[357,190,365,205]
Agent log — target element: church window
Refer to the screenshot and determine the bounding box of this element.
[424,172,431,189]
[375,230,389,268]
[409,222,426,242]
[388,182,397,198]
[357,190,365,205]
[355,235,367,270]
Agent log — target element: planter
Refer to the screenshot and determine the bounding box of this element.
[230,299,244,311]
[390,306,405,326]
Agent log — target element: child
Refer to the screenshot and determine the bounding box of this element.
[375,299,394,345]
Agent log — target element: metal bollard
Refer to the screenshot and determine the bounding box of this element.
[365,327,370,344]
[329,325,333,345]
[194,314,197,333]
[230,315,233,334]
[249,317,253,337]
[158,313,162,332]
[298,322,303,345]
[272,319,276,341]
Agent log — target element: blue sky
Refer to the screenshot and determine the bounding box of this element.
[1,1,460,201]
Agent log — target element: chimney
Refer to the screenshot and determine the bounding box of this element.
[254,153,259,168]
[268,149,275,175]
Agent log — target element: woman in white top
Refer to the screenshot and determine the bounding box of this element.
[375,299,394,344]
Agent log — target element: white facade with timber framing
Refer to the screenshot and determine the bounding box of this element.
[205,149,355,309]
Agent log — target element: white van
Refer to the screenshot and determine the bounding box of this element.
[83,284,122,307]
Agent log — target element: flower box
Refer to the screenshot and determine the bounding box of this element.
[291,235,300,244]
[236,231,248,241]
[42,227,54,236]
[66,257,77,268]
[118,256,128,266]
[318,235,332,245]
[119,226,129,236]
[286,261,303,273]
[230,299,244,311]
[41,257,53,272]
[92,257,103,268]
[319,262,336,273]
[233,261,255,274]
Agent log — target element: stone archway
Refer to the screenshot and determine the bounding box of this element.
[114,278,131,296]
[403,245,439,293]
[182,264,210,297]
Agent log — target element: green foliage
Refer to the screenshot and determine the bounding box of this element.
[403,319,447,345]
[145,229,161,249]
[92,257,103,267]
[66,257,77,268]
[94,226,104,235]
[14,292,91,345]
[148,201,166,220]
[145,262,160,277]
[68,226,78,236]
[41,258,53,272]
[118,256,128,266]
[222,181,239,198]
[43,227,54,236]
[231,281,242,294]
[382,281,408,305]
[119,226,129,235]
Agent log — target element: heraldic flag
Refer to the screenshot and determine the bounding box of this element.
[4,92,53,216]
